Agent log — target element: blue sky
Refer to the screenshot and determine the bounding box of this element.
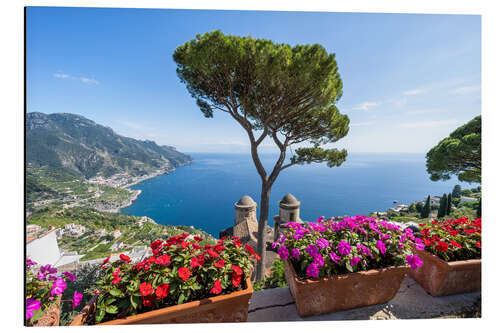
[26,7,481,154]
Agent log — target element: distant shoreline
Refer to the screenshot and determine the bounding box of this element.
[118,160,194,213]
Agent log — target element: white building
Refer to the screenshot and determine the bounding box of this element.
[26,229,84,269]
[110,241,126,251]
[111,229,122,238]
[26,224,42,236]
[94,228,107,237]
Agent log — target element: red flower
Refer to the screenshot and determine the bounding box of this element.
[155,283,170,299]
[139,282,154,296]
[112,275,122,285]
[231,274,241,288]
[101,256,110,266]
[215,245,225,252]
[207,249,219,258]
[245,244,256,254]
[142,295,154,307]
[475,240,481,248]
[192,243,201,250]
[449,240,462,248]
[194,236,203,242]
[178,267,191,281]
[151,239,163,251]
[423,238,432,246]
[181,241,190,249]
[190,256,201,269]
[210,279,222,294]
[436,241,449,252]
[254,253,261,261]
[448,230,459,236]
[157,254,171,265]
[214,259,225,268]
[119,254,131,263]
[231,265,243,276]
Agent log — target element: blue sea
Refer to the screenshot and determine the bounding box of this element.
[121,152,470,237]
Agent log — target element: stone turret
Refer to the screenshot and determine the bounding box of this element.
[219,195,259,247]
[273,193,303,241]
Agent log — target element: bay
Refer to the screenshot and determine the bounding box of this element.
[121,152,470,237]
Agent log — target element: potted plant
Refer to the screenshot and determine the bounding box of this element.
[274,215,423,317]
[409,217,481,296]
[25,258,82,326]
[71,233,259,325]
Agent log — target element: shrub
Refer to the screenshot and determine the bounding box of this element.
[90,234,259,323]
[273,215,424,280]
[254,260,287,291]
[418,217,481,262]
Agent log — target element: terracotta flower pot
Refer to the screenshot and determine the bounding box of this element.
[409,249,481,296]
[32,297,61,327]
[283,259,409,317]
[70,278,253,325]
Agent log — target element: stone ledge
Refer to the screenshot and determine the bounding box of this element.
[247,276,480,321]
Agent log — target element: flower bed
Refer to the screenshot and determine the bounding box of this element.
[274,215,423,316]
[409,217,481,296]
[73,234,259,324]
[25,259,82,326]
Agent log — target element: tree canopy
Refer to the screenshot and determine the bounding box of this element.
[173,30,349,280]
[426,116,481,183]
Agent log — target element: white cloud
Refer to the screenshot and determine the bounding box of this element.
[399,119,459,129]
[53,73,70,79]
[403,88,426,96]
[52,73,99,85]
[79,77,99,85]
[352,101,379,111]
[450,85,480,95]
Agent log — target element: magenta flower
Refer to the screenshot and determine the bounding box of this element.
[293,229,305,240]
[26,258,37,268]
[350,257,361,267]
[305,244,319,257]
[278,246,289,260]
[50,277,67,296]
[329,251,341,264]
[26,298,41,320]
[376,240,386,255]
[316,216,325,223]
[37,271,46,281]
[306,263,319,278]
[63,271,77,282]
[313,254,325,267]
[316,238,329,249]
[414,238,425,251]
[72,291,83,310]
[40,264,57,275]
[337,241,352,256]
[291,248,300,259]
[406,254,423,270]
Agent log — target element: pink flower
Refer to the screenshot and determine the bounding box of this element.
[63,271,76,282]
[50,277,67,296]
[72,291,83,309]
[278,246,289,259]
[337,241,351,256]
[376,240,386,254]
[291,248,300,259]
[329,251,341,263]
[26,298,41,319]
[306,263,319,278]
[406,254,423,270]
[350,257,361,267]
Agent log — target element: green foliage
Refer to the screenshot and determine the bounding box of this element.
[426,116,481,183]
[421,195,431,219]
[408,202,417,213]
[173,30,349,172]
[447,193,452,215]
[438,193,448,218]
[416,201,424,213]
[477,198,481,217]
[253,259,287,291]
[452,185,462,198]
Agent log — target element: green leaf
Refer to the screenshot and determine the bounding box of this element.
[95,308,106,323]
[345,261,353,272]
[130,295,140,309]
[109,288,124,297]
[178,293,185,305]
[105,305,119,314]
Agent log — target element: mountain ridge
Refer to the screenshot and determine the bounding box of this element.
[26,112,193,179]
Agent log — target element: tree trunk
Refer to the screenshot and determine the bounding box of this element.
[255,181,271,282]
